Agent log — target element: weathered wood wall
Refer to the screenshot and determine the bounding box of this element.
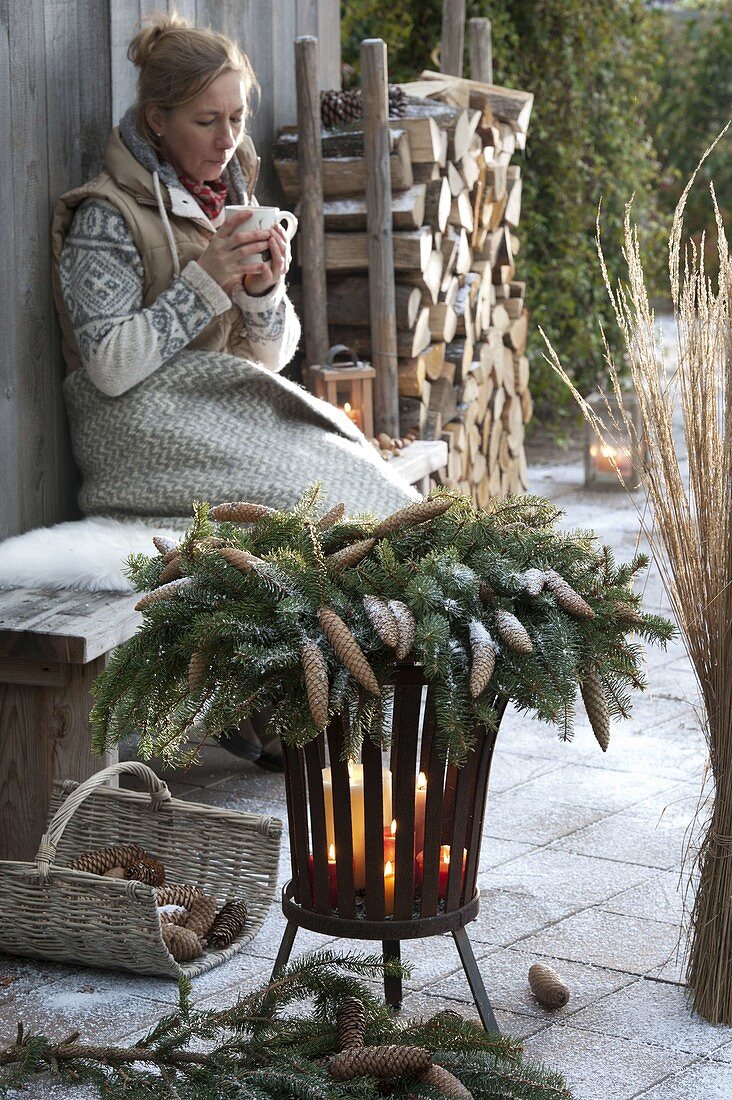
[1,0,340,541]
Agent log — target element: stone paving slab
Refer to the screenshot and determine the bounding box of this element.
[602,868,688,926]
[519,909,681,976]
[632,1059,732,1099]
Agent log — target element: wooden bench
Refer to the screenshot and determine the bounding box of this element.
[0,587,139,861]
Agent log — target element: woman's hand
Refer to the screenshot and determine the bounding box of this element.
[242,222,292,297]
[196,209,271,295]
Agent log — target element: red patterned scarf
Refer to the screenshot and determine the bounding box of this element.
[176,172,228,221]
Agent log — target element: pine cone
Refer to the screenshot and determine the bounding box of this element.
[388,600,416,661]
[373,496,453,538]
[210,501,275,523]
[162,924,203,963]
[158,554,182,585]
[205,899,248,949]
[330,1044,431,1081]
[134,576,195,612]
[614,601,644,625]
[317,501,346,530]
[337,997,367,1051]
[321,89,353,127]
[521,568,546,597]
[326,537,376,571]
[156,883,200,910]
[102,866,127,879]
[153,535,178,557]
[188,648,209,692]
[302,640,330,730]
[185,891,218,938]
[125,856,165,887]
[528,962,570,1009]
[219,547,266,574]
[468,620,496,698]
[318,608,380,696]
[419,1063,474,1099]
[544,570,595,619]
[363,595,400,649]
[479,580,495,604]
[494,609,533,654]
[69,844,145,875]
[159,906,188,927]
[580,672,610,752]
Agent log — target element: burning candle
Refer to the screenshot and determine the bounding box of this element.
[322,763,393,890]
[415,845,467,900]
[383,819,397,863]
[342,402,363,430]
[307,844,339,908]
[590,443,633,479]
[414,771,427,855]
[383,859,395,916]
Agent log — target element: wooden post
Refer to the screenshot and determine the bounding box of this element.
[469,16,493,85]
[440,0,466,78]
[361,38,399,438]
[295,36,329,367]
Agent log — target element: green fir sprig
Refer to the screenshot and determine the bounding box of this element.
[90,487,673,765]
[0,951,573,1100]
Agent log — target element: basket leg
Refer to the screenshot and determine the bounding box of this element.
[452,926,499,1033]
[382,939,402,1010]
[270,920,299,981]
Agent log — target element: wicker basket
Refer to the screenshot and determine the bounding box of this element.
[0,761,282,978]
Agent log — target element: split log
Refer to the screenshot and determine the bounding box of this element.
[515,354,530,394]
[418,71,535,133]
[401,250,443,304]
[388,114,443,163]
[326,279,422,329]
[423,342,446,382]
[424,176,451,232]
[508,311,528,353]
[448,191,474,233]
[330,308,431,360]
[275,134,413,201]
[322,185,426,232]
[398,355,426,397]
[428,302,458,343]
[430,377,458,424]
[323,227,432,273]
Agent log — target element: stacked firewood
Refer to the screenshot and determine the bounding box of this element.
[274,70,533,504]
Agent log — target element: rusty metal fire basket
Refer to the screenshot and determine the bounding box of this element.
[273,664,506,1031]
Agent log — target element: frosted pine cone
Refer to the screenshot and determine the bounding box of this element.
[388,84,408,118]
[153,535,178,557]
[330,1044,431,1081]
[363,595,400,649]
[219,547,266,574]
[544,570,595,619]
[374,496,453,538]
[205,899,248,949]
[528,962,570,1009]
[317,501,346,529]
[580,672,610,751]
[210,501,275,523]
[336,996,367,1050]
[318,608,380,695]
[162,924,203,963]
[521,568,546,597]
[388,600,416,661]
[326,538,376,571]
[158,554,182,585]
[302,640,330,730]
[494,609,533,653]
[419,1063,474,1099]
[134,576,195,612]
[468,620,496,698]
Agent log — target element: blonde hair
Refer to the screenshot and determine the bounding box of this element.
[128,12,259,148]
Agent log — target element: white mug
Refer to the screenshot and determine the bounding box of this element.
[225,204,298,264]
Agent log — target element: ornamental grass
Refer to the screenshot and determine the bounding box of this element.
[541,126,732,1024]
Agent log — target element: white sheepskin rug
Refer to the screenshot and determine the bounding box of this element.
[0,517,183,593]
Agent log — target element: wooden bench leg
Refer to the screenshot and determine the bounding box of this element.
[0,655,117,861]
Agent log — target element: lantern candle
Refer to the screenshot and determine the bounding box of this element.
[414,771,427,855]
[383,819,397,863]
[322,763,393,890]
[342,402,363,430]
[589,442,633,479]
[307,844,339,908]
[383,859,395,916]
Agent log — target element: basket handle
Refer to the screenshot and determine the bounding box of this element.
[33,761,172,883]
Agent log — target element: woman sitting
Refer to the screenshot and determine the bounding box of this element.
[51,13,416,525]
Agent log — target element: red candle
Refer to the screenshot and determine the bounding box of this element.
[308,845,339,908]
[415,845,467,899]
[383,819,397,863]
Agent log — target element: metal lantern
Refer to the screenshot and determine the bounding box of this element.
[272,664,506,1032]
[309,344,375,438]
[584,390,643,488]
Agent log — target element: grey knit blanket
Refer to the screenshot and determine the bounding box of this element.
[64,351,418,523]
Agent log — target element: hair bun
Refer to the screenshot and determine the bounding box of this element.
[127,13,192,69]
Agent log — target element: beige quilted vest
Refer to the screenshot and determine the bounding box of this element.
[51,128,259,374]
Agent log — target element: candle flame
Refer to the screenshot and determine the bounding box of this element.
[344,402,352,414]
[417,771,427,790]
[384,860,393,875]
[390,819,397,836]
[328,844,336,861]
